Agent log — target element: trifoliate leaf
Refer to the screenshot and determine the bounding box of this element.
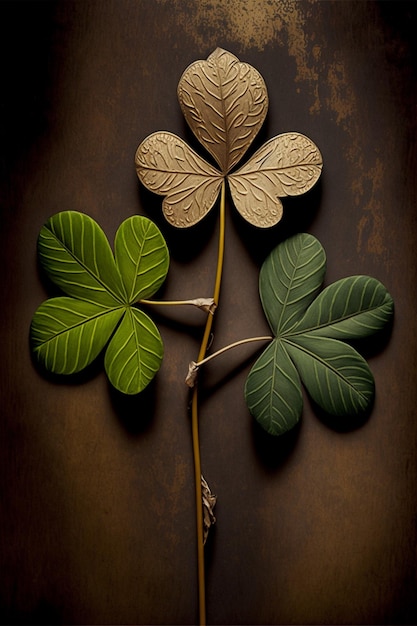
[245,233,394,434]
[31,212,169,394]
[136,49,322,229]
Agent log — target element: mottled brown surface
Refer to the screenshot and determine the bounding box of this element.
[1,1,416,624]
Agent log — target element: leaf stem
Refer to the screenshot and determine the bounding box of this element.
[196,335,273,367]
[192,179,226,626]
[185,335,273,387]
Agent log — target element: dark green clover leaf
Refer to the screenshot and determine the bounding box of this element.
[245,233,394,435]
[30,211,169,394]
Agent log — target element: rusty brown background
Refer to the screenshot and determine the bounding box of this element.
[1,1,417,624]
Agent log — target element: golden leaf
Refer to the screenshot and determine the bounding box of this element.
[135,132,223,227]
[135,50,323,229]
[177,48,268,174]
[228,133,323,228]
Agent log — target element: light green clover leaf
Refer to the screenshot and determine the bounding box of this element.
[30,211,169,394]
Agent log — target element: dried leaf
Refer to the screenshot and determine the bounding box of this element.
[201,474,216,545]
[228,133,323,227]
[178,48,268,174]
[192,298,216,314]
[135,132,223,227]
[185,361,199,387]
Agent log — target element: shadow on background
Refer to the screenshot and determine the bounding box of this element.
[313,399,373,434]
[108,378,158,436]
[251,417,301,472]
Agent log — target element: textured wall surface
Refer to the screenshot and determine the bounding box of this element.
[1,1,416,624]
